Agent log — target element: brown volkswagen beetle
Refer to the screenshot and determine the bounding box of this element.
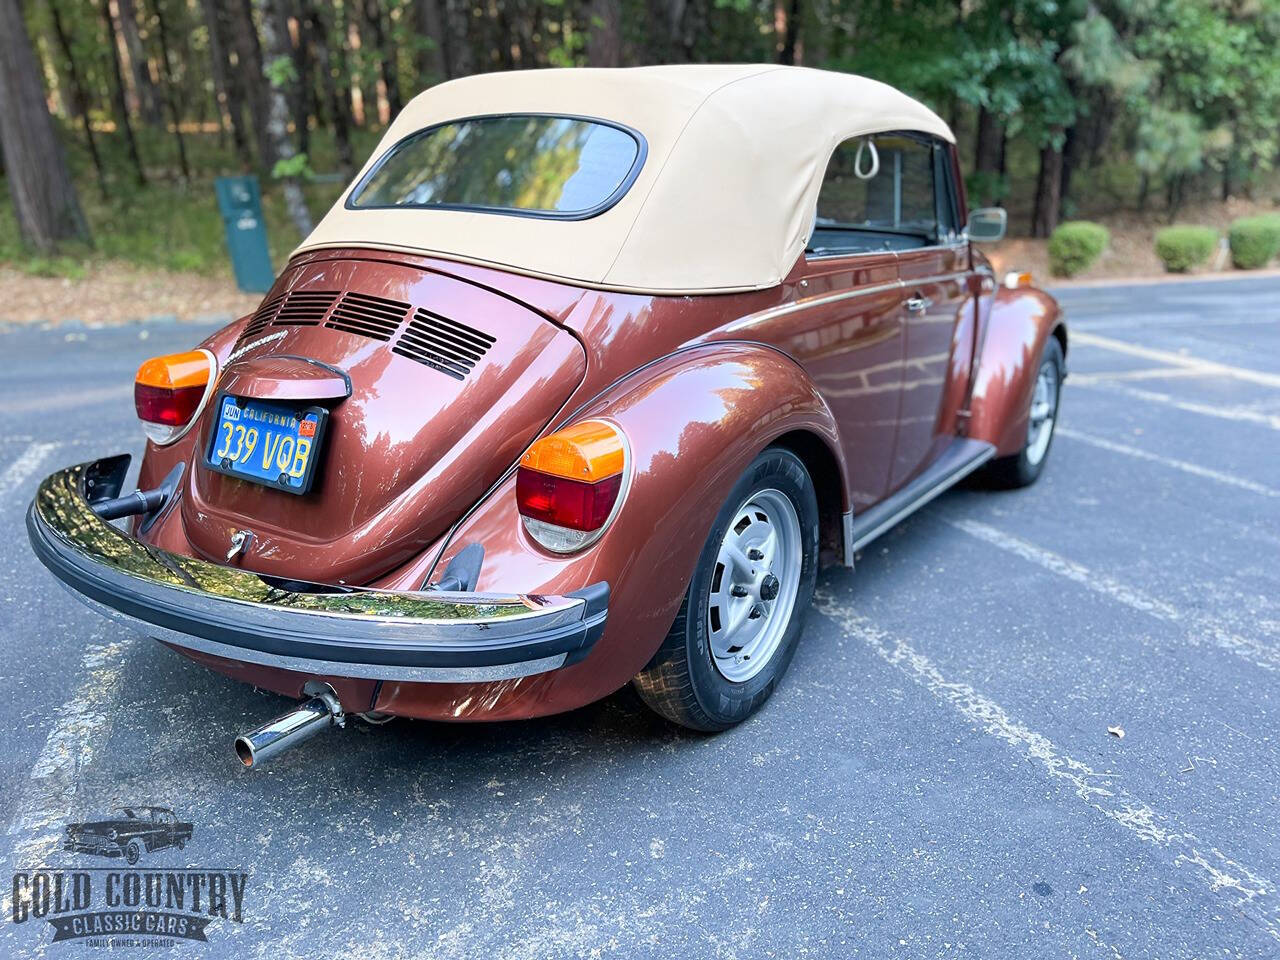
[27,65,1065,767]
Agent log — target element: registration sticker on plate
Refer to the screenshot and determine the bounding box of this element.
[205,394,329,495]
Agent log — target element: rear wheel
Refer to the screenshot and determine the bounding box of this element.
[633,447,819,731]
[981,336,1063,488]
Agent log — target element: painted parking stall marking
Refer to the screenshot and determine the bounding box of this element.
[813,590,1280,944]
[1056,426,1280,498]
[1070,330,1280,389]
[1067,366,1217,385]
[1,637,134,874]
[0,442,56,503]
[0,385,133,416]
[948,518,1280,675]
[1068,379,1280,432]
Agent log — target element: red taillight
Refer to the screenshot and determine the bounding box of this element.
[516,420,629,553]
[134,349,215,444]
[516,469,623,531]
[134,382,206,426]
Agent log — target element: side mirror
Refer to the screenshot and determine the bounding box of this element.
[967,207,1008,244]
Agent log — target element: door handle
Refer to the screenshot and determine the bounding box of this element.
[905,296,932,313]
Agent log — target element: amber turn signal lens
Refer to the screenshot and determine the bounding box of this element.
[1003,270,1033,289]
[517,420,629,553]
[134,349,216,445]
[519,419,627,481]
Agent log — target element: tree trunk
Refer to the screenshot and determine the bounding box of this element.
[305,0,354,174]
[647,0,690,62]
[443,0,472,77]
[48,0,107,195]
[1167,174,1184,222]
[101,0,148,185]
[415,0,450,80]
[972,106,1004,206]
[806,0,829,64]
[1221,118,1239,201]
[1060,123,1083,221]
[255,0,313,237]
[278,0,314,157]
[229,0,275,172]
[1031,137,1064,238]
[116,0,164,126]
[776,0,801,65]
[0,0,91,251]
[149,0,190,180]
[364,0,402,115]
[587,0,622,66]
[200,0,253,168]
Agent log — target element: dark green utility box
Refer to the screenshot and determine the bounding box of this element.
[215,176,275,293]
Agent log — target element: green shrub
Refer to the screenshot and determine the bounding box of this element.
[164,250,208,273]
[1227,215,1280,269]
[1047,221,1110,277]
[19,256,87,281]
[1154,226,1218,273]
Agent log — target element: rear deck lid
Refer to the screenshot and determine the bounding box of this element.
[181,253,586,584]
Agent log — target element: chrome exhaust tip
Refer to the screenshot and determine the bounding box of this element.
[235,681,344,769]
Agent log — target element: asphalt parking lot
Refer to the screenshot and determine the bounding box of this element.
[0,274,1277,958]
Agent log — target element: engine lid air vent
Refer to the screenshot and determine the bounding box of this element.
[236,292,285,346]
[392,309,496,381]
[271,290,340,326]
[324,291,410,342]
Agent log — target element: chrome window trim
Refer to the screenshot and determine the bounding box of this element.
[804,238,969,263]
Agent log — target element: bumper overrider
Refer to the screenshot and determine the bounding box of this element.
[26,456,608,684]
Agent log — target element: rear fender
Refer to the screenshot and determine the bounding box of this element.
[374,342,846,718]
[967,287,1066,457]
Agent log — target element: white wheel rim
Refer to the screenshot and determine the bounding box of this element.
[1026,358,1059,466]
[707,488,803,683]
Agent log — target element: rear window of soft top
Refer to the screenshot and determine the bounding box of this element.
[348,114,644,219]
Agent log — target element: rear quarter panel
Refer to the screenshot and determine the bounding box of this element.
[372,343,845,720]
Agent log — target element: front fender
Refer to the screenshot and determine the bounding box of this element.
[967,287,1066,457]
[373,342,845,720]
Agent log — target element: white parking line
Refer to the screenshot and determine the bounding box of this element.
[813,593,1280,944]
[1071,331,1280,389]
[0,441,56,502]
[0,384,132,416]
[1056,426,1280,498]
[949,519,1280,675]
[1068,380,1280,432]
[1,636,134,879]
[1067,366,1211,385]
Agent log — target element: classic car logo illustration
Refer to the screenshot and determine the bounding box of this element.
[10,806,248,947]
[64,805,193,865]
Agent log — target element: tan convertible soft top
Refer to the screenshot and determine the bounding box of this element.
[297,65,954,295]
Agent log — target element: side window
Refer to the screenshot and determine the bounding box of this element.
[810,133,954,256]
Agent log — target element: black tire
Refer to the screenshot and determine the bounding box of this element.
[124,839,142,865]
[633,447,819,731]
[980,335,1064,489]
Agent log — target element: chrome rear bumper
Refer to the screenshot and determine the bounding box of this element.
[26,457,607,683]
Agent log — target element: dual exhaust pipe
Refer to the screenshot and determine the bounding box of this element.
[234,682,345,769]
